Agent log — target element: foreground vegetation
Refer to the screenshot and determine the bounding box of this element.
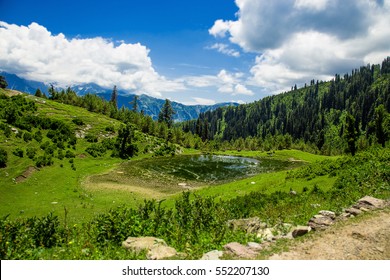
[1,147,388,259]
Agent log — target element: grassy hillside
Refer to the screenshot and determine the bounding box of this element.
[0,89,178,222]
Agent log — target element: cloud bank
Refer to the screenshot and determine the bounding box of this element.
[0,21,184,97]
[210,0,390,92]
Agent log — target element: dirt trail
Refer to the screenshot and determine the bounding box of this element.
[269,209,390,260]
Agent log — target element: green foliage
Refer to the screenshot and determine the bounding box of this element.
[65,150,75,158]
[86,143,107,158]
[158,99,175,129]
[0,147,7,168]
[0,213,62,259]
[105,125,115,133]
[72,117,85,126]
[373,105,390,147]
[33,130,43,143]
[0,75,8,89]
[183,58,390,155]
[85,133,98,143]
[35,154,54,167]
[0,148,389,259]
[153,143,177,157]
[34,88,43,98]
[115,124,138,159]
[23,131,32,142]
[344,113,357,156]
[26,147,37,159]
[3,125,12,138]
[12,148,24,158]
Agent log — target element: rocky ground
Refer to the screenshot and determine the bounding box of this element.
[120,196,389,260]
[269,208,390,260]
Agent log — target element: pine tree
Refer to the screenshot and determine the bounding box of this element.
[158,99,175,128]
[35,88,43,98]
[344,113,357,156]
[374,105,388,147]
[131,95,139,112]
[0,75,8,89]
[110,85,118,109]
[116,124,138,159]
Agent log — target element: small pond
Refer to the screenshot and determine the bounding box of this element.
[130,154,292,183]
[89,154,303,194]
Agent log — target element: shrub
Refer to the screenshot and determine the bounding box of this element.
[0,147,7,167]
[3,126,12,138]
[23,131,32,142]
[72,118,85,126]
[86,143,107,158]
[33,131,43,143]
[85,133,98,143]
[35,154,53,167]
[65,150,75,158]
[26,147,37,159]
[105,125,115,133]
[12,147,24,158]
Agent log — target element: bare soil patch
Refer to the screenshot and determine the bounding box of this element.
[15,166,39,183]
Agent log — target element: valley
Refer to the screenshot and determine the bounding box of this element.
[0,59,389,260]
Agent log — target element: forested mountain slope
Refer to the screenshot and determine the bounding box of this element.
[183,57,390,155]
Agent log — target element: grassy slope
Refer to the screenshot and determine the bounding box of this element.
[0,92,156,222]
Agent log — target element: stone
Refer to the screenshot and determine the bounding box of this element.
[122,237,167,253]
[282,232,294,240]
[359,207,370,212]
[318,210,336,219]
[308,215,334,231]
[345,207,362,216]
[339,212,352,220]
[357,196,386,209]
[147,245,177,260]
[289,190,297,195]
[292,226,312,238]
[257,228,274,241]
[247,242,263,251]
[223,242,257,259]
[200,250,224,260]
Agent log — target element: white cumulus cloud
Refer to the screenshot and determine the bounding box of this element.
[0,21,184,97]
[208,43,240,57]
[178,69,253,96]
[209,0,390,93]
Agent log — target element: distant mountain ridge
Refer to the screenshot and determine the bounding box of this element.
[0,71,238,122]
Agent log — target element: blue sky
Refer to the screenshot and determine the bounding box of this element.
[1,0,389,105]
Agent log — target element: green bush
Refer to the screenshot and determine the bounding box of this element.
[72,118,85,126]
[86,143,107,158]
[26,147,37,159]
[65,150,75,158]
[0,147,7,168]
[12,147,24,158]
[35,154,53,167]
[85,134,98,143]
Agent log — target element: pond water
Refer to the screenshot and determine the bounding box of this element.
[89,154,302,194]
[122,155,294,185]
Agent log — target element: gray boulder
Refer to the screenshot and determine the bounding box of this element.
[292,226,312,238]
[357,196,386,209]
[223,242,258,259]
[200,250,224,260]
